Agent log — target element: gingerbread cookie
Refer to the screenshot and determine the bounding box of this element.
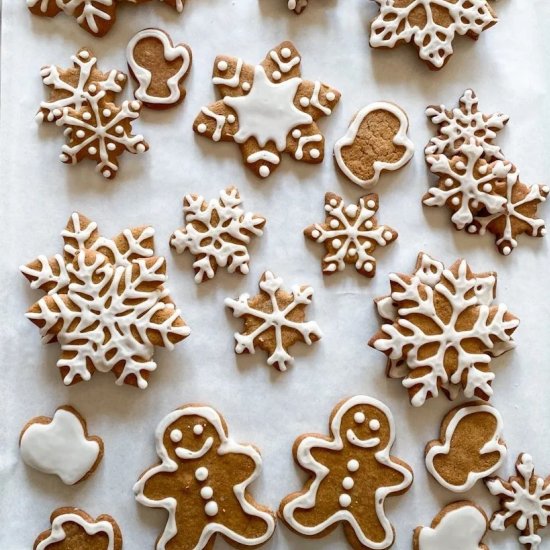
[486,453,550,549]
[193,41,340,178]
[20,406,103,485]
[369,0,498,70]
[34,508,122,550]
[369,252,519,407]
[280,395,413,549]
[334,102,414,188]
[304,192,397,277]
[413,501,490,550]
[127,28,192,109]
[134,404,276,549]
[21,213,190,389]
[225,271,322,371]
[170,187,266,283]
[288,0,309,13]
[425,402,506,492]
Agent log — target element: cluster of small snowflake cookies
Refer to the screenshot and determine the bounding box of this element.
[423,89,549,255]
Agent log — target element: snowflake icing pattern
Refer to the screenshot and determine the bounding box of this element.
[487,454,550,550]
[225,271,322,371]
[304,192,397,277]
[369,252,519,407]
[170,187,266,283]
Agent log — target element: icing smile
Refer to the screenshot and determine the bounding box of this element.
[346,429,380,448]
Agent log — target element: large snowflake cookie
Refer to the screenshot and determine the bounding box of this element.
[225,271,322,371]
[425,402,506,492]
[134,404,276,549]
[413,501,490,550]
[193,41,340,179]
[21,212,190,389]
[170,187,266,283]
[369,252,519,407]
[334,102,414,188]
[34,507,122,550]
[304,192,398,277]
[486,453,550,549]
[280,395,413,549]
[369,0,498,70]
[20,406,103,485]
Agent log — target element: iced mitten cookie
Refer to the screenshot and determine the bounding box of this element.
[127,28,192,109]
[193,41,340,178]
[20,406,103,485]
[334,102,414,188]
[425,402,506,492]
[304,192,397,277]
[280,395,413,549]
[21,213,190,389]
[170,187,266,283]
[369,252,519,406]
[486,454,550,549]
[369,0,498,70]
[413,501,490,550]
[225,271,322,371]
[134,404,276,549]
[34,508,122,550]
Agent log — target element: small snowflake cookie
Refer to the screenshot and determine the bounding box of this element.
[170,187,266,283]
[304,192,398,277]
[21,212,190,389]
[127,28,192,109]
[486,453,550,549]
[288,0,309,13]
[425,402,506,492]
[20,406,103,485]
[334,102,414,188]
[280,395,413,549]
[134,404,276,549]
[34,508,122,550]
[225,271,322,371]
[369,252,519,407]
[369,0,498,70]
[193,41,340,179]
[413,501,490,550]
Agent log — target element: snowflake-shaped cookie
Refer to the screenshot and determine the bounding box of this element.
[36,48,126,124]
[57,88,148,179]
[304,192,397,277]
[425,89,509,159]
[193,41,340,178]
[225,271,322,371]
[369,252,519,407]
[170,187,266,283]
[369,0,498,70]
[486,453,550,549]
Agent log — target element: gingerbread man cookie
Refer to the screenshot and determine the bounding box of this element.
[134,404,276,549]
[127,28,192,109]
[280,395,413,549]
[425,402,507,492]
[334,102,414,188]
[193,41,340,178]
[34,508,122,550]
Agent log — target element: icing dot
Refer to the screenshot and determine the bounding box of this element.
[444,178,454,187]
[543,186,550,193]
[242,82,251,91]
[311,230,320,238]
[310,148,320,159]
[227,114,236,124]
[102,108,112,118]
[348,248,357,257]
[326,91,335,101]
[482,183,492,192]
[471,200,479,208]
[281,47,292,59]
[365,220,373,229]
[136,143,146,153]
[193,424,204,436]
[342,477,354,490]
[332,239,342,249]
[102,169,111,178]
[369,419,381,431]
[259,165,270,178]
[272,71,282,81]
[195,467,209,481]
[59,153,69,162]
[468,225,478,233]
[455,161,466,171]
[354,412,366,424]
[88,146,97,155]
[53,109,62,118]
[115,125,124,134]
[367,200,376,209]
[383,231,393,241]
[170,429,183,443]
[107,142,116,151]
[478,164,488,175]
[330,199,338,207]
[200,486,213,499]
[347,459,359,472]
[339,494,352,508]
[79,50,90,59]
[217,60,228,71]
[197,123,207,134]
[324,205,332,212]
[205,501,218,517]
[88,84,97,93]
[365,262,373,272]
[345,205,358,218]
[502,246,512,255]
[117,73,125,82]
[131,101,141,111]
[451,197,460,206]
[76,130,85,139]
[300,97,310,108]
[83,112,92,121]
[292,129,302,139]
[364,241,372,250]
[330,219,339,229]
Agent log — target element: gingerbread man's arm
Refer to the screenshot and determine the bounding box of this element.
[140,469,177,503]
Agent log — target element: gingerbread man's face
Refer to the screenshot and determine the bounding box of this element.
[340,404,390,451]
[164,414,220,462]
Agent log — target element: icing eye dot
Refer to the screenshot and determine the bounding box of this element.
[326,91,335,101]
[310,148,320,159]
[272,70,282,81]
[200,486,213,499]
[259,165,270,178]
[342,477,354,490]
[217,60,228,71]
[197,123,207,134]
[195,467,209,481]
[347,459,359,472]
[292,129,302,139]
[193,424,204,436]
[369,419,381,431]
[227,114,236,124]
[204,501,219,516]
[339,494,352,508]
[281,47,292,59]
[300,97,310,108]
[242,82,251,91]
[170,429,183,443]
[354,412,366,424]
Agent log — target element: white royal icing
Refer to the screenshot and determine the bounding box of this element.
[126,28,191,107]
[20,408,100,485]
[425,403,507,492]
[334,102,414,188]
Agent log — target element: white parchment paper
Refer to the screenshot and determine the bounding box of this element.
[1,0,550,548]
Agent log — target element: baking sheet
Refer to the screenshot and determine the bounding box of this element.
[1,0,550,548]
